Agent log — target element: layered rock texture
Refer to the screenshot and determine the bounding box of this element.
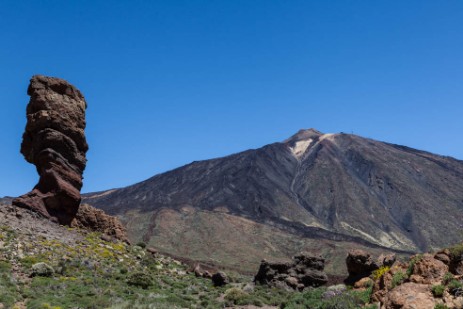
[13,75,88,225]
[84,128,463,274]
[254,254,328,290]
[358,247,463,308]
[345,249,396,284]
[71,203,129,243]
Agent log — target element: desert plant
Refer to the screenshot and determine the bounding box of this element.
[224,287,249,306]
[448,244,463,261]
[135,241,146,248]
[390,271,406,289]
[406,254,423,277]
[434,304,449,309]
[372,266,390,280]
[448,279,463,296]
[432,284,445,297]
[126,272,153,289]
[443,272,454,285]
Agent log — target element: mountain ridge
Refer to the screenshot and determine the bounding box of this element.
[84,129,463,274]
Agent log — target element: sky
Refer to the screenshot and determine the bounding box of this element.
[0,0,462,197]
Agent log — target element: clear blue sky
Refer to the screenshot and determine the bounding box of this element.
[1,0,462,197]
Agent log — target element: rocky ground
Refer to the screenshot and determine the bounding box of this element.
[3,199,463,308]
[0,202,373,308]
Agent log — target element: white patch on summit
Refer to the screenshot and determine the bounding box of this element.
[289,139,313,159]
[319,133,335,142]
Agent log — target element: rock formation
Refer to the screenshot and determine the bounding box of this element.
[71,204,129,243]
[345,249,396,284]
[13,75,88,225]
[254,254,328,291]
[348,247,463,308]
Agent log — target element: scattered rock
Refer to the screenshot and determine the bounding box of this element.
[147,247,157,255]
[13,75,88,225]
[31,262,54,277]
[354,277,374,289]
[254,254,328,290]
[100,234,112,242]
[212,271,229,287]
[322,284,347,299]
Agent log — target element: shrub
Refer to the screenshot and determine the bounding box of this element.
[224,287,251,306]
[448,244,463,261]
[406,254,423,277]
[390,271,406,289]
[443,272,454,285]
[447,279,463,296]
[434,304,449,309]
[126,272,153,289]
[135,241,146,249]
[431,284,445,297]
[372,266,390,280]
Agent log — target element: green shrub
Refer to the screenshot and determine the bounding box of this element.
[434,304,449,309]
[135,241,146,248]
[0,261,11,272]
[448,244,463,261]
[406,254,423,277]
[431,284,445,297]
[443,272,454,285]
[224,287,249,306]
[126,272,153,289]
[390,271,406,289]
[448,279,462,290]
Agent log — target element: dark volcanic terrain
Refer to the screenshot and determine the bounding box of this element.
[84,129,463,274]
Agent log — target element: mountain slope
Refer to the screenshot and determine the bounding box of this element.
[84,129,463,273]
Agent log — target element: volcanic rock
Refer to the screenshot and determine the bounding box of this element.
[409,253,448,284]
[383,282,435,309]
[13,75,88,225]
[211,271,229,287]
[71,203,129,243]
[345,249,380,283]
[254,254,328,290]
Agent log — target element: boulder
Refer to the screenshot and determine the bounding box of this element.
[382,282,435,309]
[345,249,379,283]
[13,75,88,225]
[31,262,54,277]
[409,254,448,284]
[254,254,328,290]
[211,271,229,287]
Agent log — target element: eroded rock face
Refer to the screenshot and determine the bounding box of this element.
[71,204,129,243]
[13,75,88,225]
[345,249,380,284]
[254,254,328,290]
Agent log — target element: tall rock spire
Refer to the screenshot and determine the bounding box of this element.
[13,75,88,225]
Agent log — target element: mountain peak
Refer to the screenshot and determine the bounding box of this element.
[284,128,323,144]
[283,129,325,159]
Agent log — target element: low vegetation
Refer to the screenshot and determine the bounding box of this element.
[0,224,376,308]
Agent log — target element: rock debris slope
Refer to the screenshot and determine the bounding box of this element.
[84,129,463,273]
[13,75,88,225]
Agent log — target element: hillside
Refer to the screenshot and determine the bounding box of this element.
[0,201,383,308]
[84,129,463,274]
